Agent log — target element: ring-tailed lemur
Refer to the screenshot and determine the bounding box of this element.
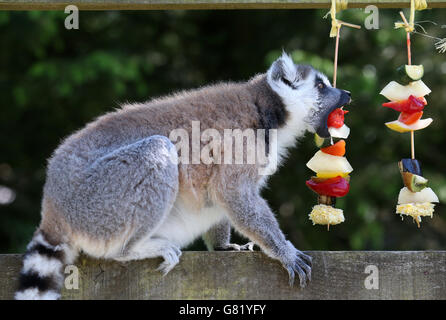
[15,52,351,299]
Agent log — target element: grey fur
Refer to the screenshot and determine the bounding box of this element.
[203,219,254,251]
[17,53,352,299]
[202,220,232,250]
[45,135,179,251]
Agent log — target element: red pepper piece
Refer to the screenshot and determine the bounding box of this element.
[382,95,426,113]
[305,176,350,197]
[327,108,349,128]
[398,111,423,125]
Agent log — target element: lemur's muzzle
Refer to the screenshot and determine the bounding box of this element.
[316,90,352,138]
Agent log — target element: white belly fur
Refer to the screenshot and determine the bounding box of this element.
[71,225,135,259]
[152,199,226,248]
[71,200,226,258]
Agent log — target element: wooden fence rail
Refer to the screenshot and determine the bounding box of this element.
[1,0,446,10]
[1,251,446,299]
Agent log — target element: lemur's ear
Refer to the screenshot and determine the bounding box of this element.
[268,52,297,84]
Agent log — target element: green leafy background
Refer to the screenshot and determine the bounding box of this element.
[1,9,445,253]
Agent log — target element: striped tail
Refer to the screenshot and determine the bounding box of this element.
[15,230,75,300]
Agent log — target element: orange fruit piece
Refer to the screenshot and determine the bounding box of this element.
[321,140,346,157]
[398,111,423,125]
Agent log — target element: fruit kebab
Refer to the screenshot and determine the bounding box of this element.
[307,108,353,230]
[307,7,360,230]
[380,64,439,227]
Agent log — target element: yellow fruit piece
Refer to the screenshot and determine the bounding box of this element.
[385,118,433,133]
[316,172,349,178]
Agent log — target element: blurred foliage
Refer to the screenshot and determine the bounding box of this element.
[0,9,446,253]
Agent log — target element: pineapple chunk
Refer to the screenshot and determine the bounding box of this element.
[306,150,353,174]
[380,80,431,101]
[397,187,439,204]
[328,124,350,139]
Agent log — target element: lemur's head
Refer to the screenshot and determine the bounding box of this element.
[267,52,351,138]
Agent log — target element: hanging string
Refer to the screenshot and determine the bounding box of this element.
[328,0,348,37]
[324,0,360,38]
[395,0,428,32]
[395,1,446,54]
[327,0,360,87]
[435,38,446,53]
[412,28,446,53]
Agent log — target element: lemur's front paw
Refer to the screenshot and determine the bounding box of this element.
[215,242,255,251]
[282,241,312,288]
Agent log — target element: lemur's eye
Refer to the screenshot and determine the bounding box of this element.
[317,82,325,90]
[281,77,298,89]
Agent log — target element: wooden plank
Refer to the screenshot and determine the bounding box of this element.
[1,251,446,299]
[0,0,446,11]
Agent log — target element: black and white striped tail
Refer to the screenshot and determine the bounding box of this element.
[15,230,73,300]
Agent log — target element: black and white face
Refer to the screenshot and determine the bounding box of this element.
[308,73,351,138]
[267,53,351,138]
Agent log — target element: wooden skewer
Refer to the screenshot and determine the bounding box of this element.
[338,20,361,29]
[407,32,412,66]
[399,11,411,30]
[333,25,341,88]
[332,21,362,88]
[399,11,416,160]
[327,11,360,231]
[398,12,412,64]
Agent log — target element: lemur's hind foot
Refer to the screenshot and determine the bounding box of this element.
[215,242,255,251]
[115,238,182,276]
[156,244,182,275]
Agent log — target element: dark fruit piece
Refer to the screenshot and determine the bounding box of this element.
[314,133,325,148]
[318,195,336,207]
[398,158,422,176]
[314,133,334,148]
